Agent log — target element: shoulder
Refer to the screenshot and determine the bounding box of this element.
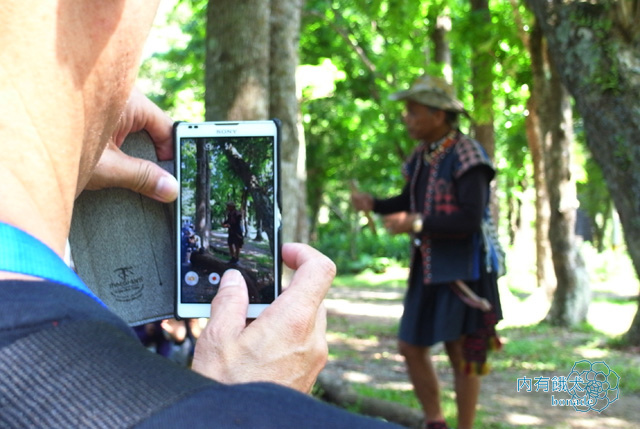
[140,381,399,428]
[452,134,495,179]
[0,280,132,346]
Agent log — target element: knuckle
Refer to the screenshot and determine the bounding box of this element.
[316,254,337,280]
[134,163,153,193]
[316,340,329,367]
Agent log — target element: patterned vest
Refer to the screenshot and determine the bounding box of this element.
[403,132,503,284]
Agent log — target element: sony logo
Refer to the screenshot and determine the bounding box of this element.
[216,129,237,135]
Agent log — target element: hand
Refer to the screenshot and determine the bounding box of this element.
[84,88,178,203]
[161,319,187,343]
[191,243,335,393]
[383,212,420,235]
[351,190,374,212]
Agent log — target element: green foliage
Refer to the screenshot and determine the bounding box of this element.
[352,384,422,410]
[300,0,534,269]
[140,0,207,119]
[181,136,274,222]
[142,1,558,281]
[496,323,591,372]
[140,1,538,269]
[313,211,410,273]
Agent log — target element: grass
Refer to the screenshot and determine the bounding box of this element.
[351,384,421,409]
[333,265,408,290]
[323,243,640,427]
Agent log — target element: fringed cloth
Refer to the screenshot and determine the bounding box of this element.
[450,281,502,375]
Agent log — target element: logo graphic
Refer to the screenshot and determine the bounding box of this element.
[109,266,144,302]
[566,360,620,412]
[516,359,621,413]
[115,266,134,282]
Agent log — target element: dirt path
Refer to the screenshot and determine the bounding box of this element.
[322,268,640,428]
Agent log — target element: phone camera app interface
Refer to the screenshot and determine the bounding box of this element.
[180,135,276,305]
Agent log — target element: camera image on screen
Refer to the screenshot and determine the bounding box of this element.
[179,135,277,305]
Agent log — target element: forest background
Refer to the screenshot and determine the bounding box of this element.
[138,0,640,424]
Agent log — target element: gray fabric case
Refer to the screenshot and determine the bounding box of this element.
[69,132,175,326]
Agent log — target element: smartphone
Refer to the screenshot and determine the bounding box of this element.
[174,120,281,319]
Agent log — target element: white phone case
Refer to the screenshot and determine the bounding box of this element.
[174,120,281,319]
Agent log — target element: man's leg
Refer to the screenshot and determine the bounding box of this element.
[444,337,480,429]
[233,243,240,259]
[398,340,445,425]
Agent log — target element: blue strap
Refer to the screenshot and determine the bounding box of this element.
[0,222,105,306]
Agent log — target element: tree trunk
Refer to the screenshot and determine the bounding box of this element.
[205,0,270,122]
[434,14,452,83]
[526,19,555,296]
[525,0,640,341]
[469,0,496,161]
[270,0,309,244]
[206,0,307,245]
[469,0,498,228]
[195,140,211,249]
[316,372,423,429]
[427,5,453,84]
[544,56,590,327]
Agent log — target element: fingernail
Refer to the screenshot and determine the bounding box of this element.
[155,175,178,202]
[220,269,243,288]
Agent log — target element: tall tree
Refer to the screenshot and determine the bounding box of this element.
[202,0,269,249]
[205,0,270,121]
[526,0,640,340]
[468,0,501,232]
[469,0,496,161]
[206,0,307,244]
[195,139,212,249]
[270,0,309,244]
[426,2,453,83]
[543,55,591,326]
[525,19,555,296]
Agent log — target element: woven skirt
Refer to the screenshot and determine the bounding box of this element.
[399,256,502,347]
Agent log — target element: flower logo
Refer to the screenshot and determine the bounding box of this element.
[566,359,620,412]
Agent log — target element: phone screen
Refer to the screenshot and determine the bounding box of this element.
[175,121,280,318]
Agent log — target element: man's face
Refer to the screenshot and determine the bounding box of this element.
[402,100,445,142]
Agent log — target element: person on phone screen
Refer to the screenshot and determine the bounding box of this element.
[0,1,399,427]
[222,201,244,264]
[351,75,504,429]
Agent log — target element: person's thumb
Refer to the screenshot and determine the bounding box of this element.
[85,143,178,203]
[208,269,249,339]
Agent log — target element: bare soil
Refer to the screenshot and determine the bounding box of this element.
[321,268,640,428]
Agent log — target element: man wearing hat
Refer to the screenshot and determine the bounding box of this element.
[352,75,503,429]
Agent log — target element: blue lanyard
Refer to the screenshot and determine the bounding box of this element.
[0,222,105,306]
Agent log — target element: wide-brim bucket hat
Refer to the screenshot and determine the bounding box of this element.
[390,74,466,114]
